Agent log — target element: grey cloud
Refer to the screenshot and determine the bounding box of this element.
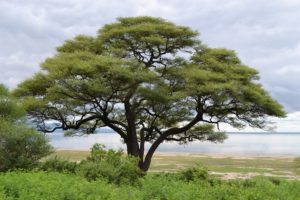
[1,0,300,113]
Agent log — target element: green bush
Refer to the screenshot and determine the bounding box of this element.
[39,157,77,174]
[37,144,143,185]
[179,165,209,182]
[0,121,53,172]
[0,84,53,172]
[77,144,143,185]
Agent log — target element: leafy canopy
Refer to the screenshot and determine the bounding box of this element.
[14,16,285,170]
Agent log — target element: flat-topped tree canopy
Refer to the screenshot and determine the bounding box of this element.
[14,16,285,171]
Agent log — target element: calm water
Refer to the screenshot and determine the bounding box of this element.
[49,132,300,156]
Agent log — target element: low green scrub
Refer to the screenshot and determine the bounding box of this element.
[179,165,209,181]
[0,171,300,200]
[77,144,143,185]
[0,172,119,200]
[39,157,78,174]
[39,144,143,185]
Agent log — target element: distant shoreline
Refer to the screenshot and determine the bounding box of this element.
[50,132,300,156]
[54,149,299,158]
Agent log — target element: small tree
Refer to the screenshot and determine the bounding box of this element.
[14,17,285,171]
[0,85,52,171]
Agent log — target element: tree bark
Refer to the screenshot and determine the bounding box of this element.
[139,113,203,171]
[141,136,164,171]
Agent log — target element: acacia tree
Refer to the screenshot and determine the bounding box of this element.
[15,17,285,171]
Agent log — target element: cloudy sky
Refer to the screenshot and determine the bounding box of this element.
[1,0,300,131]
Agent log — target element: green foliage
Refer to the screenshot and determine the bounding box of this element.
[99,16,199,56]
[77,144,143,185]
[0,84,24,121]
[39,157,77,174]
[0,85,52,172]
[0,172,118,200]
[179,165,209,182]
[39,144,143,185]
[0,121,53,172]
[1,171,300,200]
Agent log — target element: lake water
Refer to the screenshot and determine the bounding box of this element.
[49,132,300,156]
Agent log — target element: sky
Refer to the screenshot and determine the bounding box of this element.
[1,0,300,131]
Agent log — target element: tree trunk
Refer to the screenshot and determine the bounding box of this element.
[126,135,165,172]
[126,137,140,157]
[140,136,164,171]
[123,134,148,171]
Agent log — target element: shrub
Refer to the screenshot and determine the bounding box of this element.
[39,157,77,174]
[0,84,53,172]
[38,144,144,185]
[179,165,209,182]
[77,144,143,185]
[0,121,53,172]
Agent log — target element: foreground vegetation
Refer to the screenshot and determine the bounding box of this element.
[1,171,300,200]
[1,140,299,199]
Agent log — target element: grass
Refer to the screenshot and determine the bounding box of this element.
[49,150,90,162]
[49,151,300,179]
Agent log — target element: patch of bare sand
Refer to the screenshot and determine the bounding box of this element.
[211,172,260,180]
[211,172,300,180]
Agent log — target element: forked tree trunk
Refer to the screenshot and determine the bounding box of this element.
[126,135,164,172]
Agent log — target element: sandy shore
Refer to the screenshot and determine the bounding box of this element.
[153,152,299,159]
